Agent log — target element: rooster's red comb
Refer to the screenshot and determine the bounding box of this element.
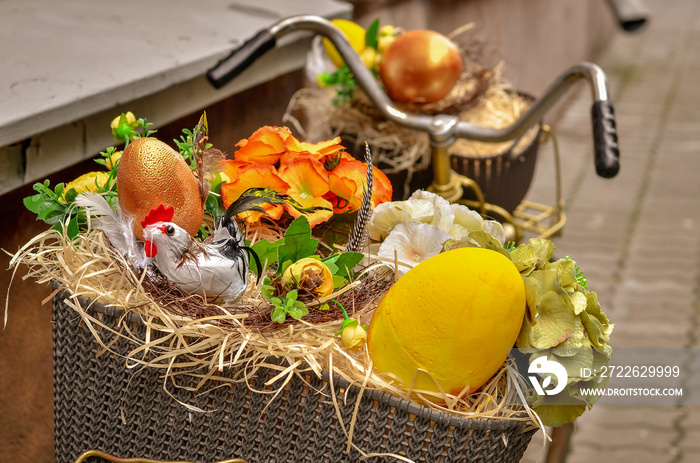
[141,204,175,228]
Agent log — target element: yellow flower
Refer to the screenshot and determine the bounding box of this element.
[106,150,122,170]
[282,257,334,298]
[341,322,367,350]
[110,111,136,130]
[64,171,110,198]
[110,111,139,141]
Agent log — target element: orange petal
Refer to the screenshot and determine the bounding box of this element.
[220,163,290,223]
[284,195,334,228]
[282,136,347,163]
[323,191,355,214]
[218,159,248,181]
[234,126,294,165]
[329,159,394,212]
[278,155,330,198]
[372,164,394,205]
[278,155,333,227]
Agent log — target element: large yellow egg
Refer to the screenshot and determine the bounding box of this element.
[367,247,526,396]
[379,29,463,104]
[117,137,203,241]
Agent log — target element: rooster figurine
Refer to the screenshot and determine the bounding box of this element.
[141,189,294,303]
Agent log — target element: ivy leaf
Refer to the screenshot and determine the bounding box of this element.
[276,217,318,274]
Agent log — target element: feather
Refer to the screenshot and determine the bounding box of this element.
[193,113,210,204]
[75,192,144,268]
[224,187,332,223]
[223,187,285,222]
[346,143,374,253]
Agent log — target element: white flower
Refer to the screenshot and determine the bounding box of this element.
[448,203,484,240]
[484,219,506,245]
[377,222,452,276]
[408,190,455,230]
[368,201,413,241]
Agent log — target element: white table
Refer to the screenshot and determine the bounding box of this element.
[0,0,351,196]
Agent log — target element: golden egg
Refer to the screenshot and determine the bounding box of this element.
[379,30,463,104]
[117,137,203,241]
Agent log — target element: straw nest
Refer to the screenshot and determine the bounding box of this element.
[9,221,538,430]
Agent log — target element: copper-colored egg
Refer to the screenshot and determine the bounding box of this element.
[117,137,203,241]
[379,30,463,104]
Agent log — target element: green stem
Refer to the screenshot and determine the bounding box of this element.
[332,299,349,321]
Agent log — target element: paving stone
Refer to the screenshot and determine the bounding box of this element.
[517,0,700,459]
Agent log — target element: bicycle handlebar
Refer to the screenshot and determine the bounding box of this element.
[207,15,619,178]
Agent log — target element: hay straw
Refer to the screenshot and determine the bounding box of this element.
[9,224,535,425]
[10,223,540,463]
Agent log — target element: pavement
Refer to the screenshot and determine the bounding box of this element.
[519,0,700,461]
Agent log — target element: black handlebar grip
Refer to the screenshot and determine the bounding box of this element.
[207,29,277,89]
[591,100,620,178]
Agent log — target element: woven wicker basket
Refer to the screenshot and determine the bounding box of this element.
[450,122,542,215]
[52,285,536,463]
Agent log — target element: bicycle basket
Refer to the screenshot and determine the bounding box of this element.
[52,285,536,463]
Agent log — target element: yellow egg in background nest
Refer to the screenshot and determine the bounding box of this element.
[323,19,366,68]
[116,137,204,241]
[367,247,526,397]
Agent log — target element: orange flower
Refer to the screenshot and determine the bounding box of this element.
[277,155,334,227]
[220,162,290,223]
[328,158,393,213]
[234,126,294,165]
[281,135,349,164]
[218,159,247,182]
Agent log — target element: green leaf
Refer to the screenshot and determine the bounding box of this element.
[252,238,283,273]
[66,216,81,240]
[276,217,318,273]
[63,188,78,204]
[332,275,348,289]
[287,304,309,320]
[271,307,286,324]
[365,19,380,49]
[23,194,44,214]
[324,252,364,279]
[322,257,340,275]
